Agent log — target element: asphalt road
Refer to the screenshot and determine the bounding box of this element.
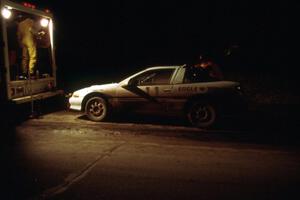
[2,110,300,200]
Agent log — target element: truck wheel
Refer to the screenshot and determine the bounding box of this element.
[187,103,217,128]
[85,97,108,122]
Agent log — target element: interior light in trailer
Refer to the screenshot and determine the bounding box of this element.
[40,18,49,27]
[1,7,12,19]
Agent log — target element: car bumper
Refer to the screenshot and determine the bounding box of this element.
[68,96,84,111]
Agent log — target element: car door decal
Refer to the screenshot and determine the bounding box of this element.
[122,85,159,103]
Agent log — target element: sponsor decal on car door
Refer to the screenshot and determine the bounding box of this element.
[117,68,176,113]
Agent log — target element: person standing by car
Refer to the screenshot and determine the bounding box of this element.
[194,54,224,81]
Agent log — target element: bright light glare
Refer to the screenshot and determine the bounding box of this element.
[40,18,49,27]
[1,8,12,19]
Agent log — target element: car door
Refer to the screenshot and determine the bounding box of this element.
[116,68,176,114]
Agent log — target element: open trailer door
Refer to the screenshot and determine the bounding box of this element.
[1,0,63,104]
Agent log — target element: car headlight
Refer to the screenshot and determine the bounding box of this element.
[65,93,73,98]
[72,93,80,98]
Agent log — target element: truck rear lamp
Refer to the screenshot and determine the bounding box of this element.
[23,2,36,9]
[1,7,12,19]
[40,18,49,27]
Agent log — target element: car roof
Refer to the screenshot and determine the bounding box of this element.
[144,66,181,70]
[119,65,183,84]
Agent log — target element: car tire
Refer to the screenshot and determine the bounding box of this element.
[85,96,108,122]
[187,102,217,128]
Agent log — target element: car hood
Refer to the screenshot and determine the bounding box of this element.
[89,83,119,91]
[73,83,119,97]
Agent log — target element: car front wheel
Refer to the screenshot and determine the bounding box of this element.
[187,103,217,128]
[85,96,108,122]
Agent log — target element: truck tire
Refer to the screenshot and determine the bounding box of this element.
[85,96,108,122]
[187,102,217,128]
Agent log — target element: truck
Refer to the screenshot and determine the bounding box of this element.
[69,65,246,128]
[0,0,63,112]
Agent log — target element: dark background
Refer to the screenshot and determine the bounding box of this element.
[14,0,297,104]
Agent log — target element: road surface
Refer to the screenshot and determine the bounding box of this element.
[2,110,300,200]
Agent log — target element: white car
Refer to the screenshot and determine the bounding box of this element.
[69,65,245,128]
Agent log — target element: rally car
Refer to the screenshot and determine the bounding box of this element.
[69,65,245,128]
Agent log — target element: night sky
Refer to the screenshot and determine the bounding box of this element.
[16,0,294,91]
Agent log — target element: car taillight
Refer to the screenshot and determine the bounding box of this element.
[235,85,243,95]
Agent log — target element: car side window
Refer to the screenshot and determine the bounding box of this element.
[133,69,175,86]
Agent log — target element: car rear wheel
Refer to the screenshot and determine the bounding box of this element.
[85,97,108,122]
[187,103,217,128]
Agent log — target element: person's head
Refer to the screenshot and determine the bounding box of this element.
[200,61,211,69]
[199,54,210,63]
[199,53,212,61]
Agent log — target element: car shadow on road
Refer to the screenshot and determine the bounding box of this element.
[4,100,300,148]
[77,104,300,147]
